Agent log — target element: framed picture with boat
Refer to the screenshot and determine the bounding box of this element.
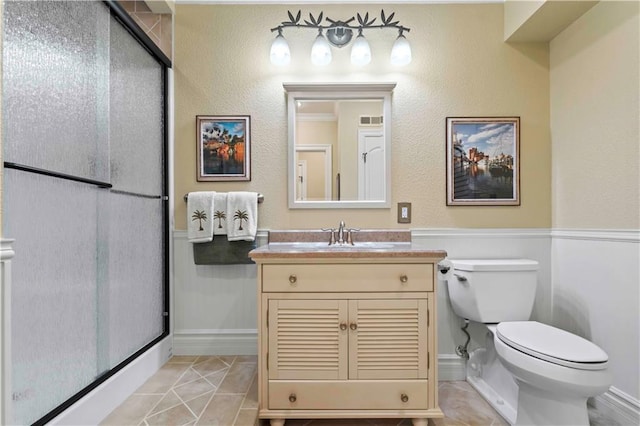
[446,117,520,206]
[196,115,251,181]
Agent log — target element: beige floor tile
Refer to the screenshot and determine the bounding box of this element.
[174,377,216,402]
[185,391,214,417]
[235,355,258,363]
[136,363,191,394]
[196,393,244,425]
[193,357,231,376]
[145,403,196,425]
[438,382,507,426]
[176,368,205,387]
[217,362,256,394]
[234,408,258,426]
[241,372,258,409]
[148,390,183,416]
[100,394,163,425]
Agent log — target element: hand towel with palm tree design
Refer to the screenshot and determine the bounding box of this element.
[227,191,258,241]
[187,191,216,243]
[212,193,228,235]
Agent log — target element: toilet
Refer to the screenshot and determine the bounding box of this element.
[446,259,612,426]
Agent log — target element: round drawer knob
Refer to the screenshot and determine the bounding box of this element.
[350,323,358,331]
[400,274,408,283]
[401,393,409,403]
[340,323,347,331]
[289,275,297,284]
[289,393,297,403]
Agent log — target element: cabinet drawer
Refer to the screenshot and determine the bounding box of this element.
[262,264,433,292]
[269,380,429,410]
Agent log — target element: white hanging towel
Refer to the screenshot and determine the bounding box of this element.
[212,193,229,235]
[187,191,216,243]
[227,191,258,241]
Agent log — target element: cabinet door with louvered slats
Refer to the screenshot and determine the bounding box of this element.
[268,299,348,380]
[348,298,428,380]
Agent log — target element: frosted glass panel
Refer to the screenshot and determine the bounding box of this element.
[110,19,164,195]
[3,170,99,426]
[104,193,164,367]
[2,1,110,181]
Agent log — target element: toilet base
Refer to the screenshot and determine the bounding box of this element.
[515,381,589,426]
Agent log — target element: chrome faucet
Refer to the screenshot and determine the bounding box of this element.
[323,221,358,245]
[337,220,346,244]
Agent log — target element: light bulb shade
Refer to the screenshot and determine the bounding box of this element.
[311,34,332,66]
[390,34,412,66]
[350,34,371,66]
[270,34,290,66]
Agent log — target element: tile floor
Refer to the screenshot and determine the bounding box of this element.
[101,355,614,426]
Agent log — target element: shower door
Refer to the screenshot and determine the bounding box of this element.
[2,1,169,424]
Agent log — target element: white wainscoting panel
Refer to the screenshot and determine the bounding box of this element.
[172,231,266,355]
[552,229,640,424]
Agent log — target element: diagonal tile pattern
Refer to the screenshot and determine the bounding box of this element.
[101,355,617,426]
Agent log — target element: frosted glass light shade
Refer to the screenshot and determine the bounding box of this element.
[390,34,412,66]
[311,34,332,66]
[350,34,371,66]
[270,34,290,66]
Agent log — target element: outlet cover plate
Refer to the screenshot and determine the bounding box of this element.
[397,202,411,223]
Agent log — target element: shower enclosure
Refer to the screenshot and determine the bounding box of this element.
[2,1,169,424]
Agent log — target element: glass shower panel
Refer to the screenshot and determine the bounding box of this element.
[2,1,110,182]
[3,170,100,426]
[103,193,164,367]
[109,18,164,196]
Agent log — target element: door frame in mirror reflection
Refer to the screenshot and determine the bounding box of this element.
[295,144,333,201]
[284,82,396,209]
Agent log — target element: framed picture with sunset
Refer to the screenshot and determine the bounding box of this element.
[446,117,520,206]
[196,115,251,181]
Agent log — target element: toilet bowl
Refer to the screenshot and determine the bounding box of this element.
[445,259,612,426]
[495,321,611,425]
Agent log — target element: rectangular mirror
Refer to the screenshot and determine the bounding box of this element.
[285,83,395,209]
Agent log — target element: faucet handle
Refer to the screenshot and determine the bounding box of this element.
[321,228,336,245]
[345,228,359,245]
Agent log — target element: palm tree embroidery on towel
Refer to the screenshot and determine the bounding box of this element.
[214,210,226,229]
[192,210,207,231]
[234,209,249,231]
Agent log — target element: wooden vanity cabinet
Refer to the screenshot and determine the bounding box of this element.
[252,255,445,426]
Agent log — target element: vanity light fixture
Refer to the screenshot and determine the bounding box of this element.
[270,10,411,67]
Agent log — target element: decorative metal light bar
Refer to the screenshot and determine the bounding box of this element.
[270,10,411,67]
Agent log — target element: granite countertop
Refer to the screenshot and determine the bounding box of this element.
[249,229,447,260]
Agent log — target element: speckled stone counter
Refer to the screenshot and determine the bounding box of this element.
[249,229,447,260]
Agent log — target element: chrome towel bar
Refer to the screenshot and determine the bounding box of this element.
[184,193,264,203]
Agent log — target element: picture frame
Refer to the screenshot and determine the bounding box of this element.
[196,115,251,181]
[446,117,520,206]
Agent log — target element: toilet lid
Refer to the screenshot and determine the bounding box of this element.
[497,321,609,371]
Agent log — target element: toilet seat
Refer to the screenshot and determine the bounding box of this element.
[496,321,608,371]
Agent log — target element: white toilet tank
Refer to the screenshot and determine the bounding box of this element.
[447,259,538,323]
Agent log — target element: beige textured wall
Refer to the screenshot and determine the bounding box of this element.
[550,1,639,229]
[174,3,551,230]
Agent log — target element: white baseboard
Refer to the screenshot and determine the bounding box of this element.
[438,354,466,381]
[591,386,640,426]
[172,329,258,356]
[49,336,172,426]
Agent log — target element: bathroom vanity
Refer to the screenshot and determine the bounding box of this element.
[249,230,446,426]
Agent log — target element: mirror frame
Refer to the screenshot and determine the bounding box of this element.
[284,82,396,209]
